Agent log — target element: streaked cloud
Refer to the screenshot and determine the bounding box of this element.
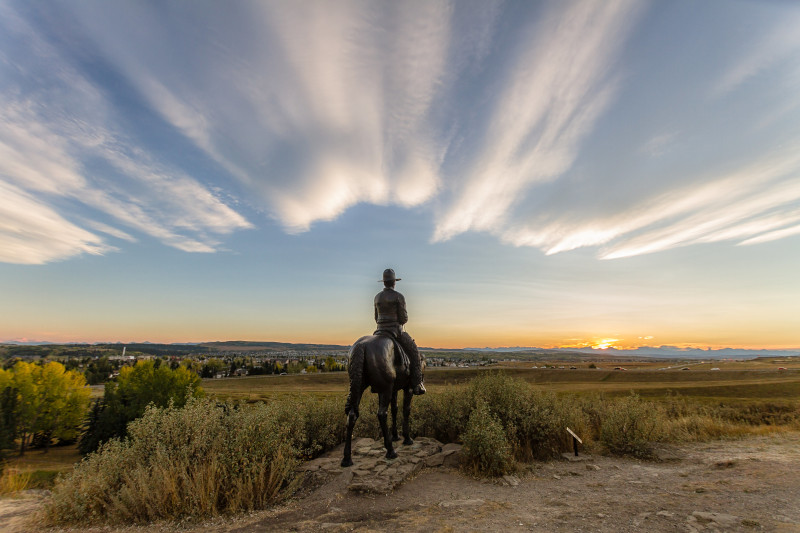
[713,11,800,98]
[62,0,462,233]
[0,3,252,264]
[0,180,109,264]
[2,0,800,266]
[434,0,642,242]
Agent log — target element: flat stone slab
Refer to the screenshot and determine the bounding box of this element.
[561,452,592,462]
[298,437,449,494]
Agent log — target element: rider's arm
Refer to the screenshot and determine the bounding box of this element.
[397,292,408,325]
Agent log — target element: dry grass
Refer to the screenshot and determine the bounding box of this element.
[0,467,32,495]
[4,443,81,474]
[202,365,800,403]
[2,444,81,491]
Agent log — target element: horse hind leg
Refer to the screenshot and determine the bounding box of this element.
[391,390,400,442]
[341,390,363,467]
[402,388,414,445]
[377,391,397,459]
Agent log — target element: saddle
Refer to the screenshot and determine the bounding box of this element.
[375,332,411,376]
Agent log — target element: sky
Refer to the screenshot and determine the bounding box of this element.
[1,0,799,350]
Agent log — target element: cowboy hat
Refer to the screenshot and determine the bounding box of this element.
[379,268,402,282]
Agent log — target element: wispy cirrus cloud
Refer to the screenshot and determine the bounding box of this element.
[490,146,800,259]
[0,180,109,264]
[433,0,643,242]
[712,11,800,98]
[599,149,800,259]
[432,1,800,259]
[63,0,465,233]
[3,0,800,267]
[0,3,252,264]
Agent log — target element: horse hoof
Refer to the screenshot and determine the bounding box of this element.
[385,450,398,460]
[341,457,354,467]
[392,435,401,442]
[403,437,414,446]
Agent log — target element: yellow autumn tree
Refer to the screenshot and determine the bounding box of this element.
[5,361,90,455]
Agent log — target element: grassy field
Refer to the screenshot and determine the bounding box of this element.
[5,358,797,490]
[3,444,81,491]
[202,360,800,404]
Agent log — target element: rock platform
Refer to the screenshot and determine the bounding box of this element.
[296,437,461,494]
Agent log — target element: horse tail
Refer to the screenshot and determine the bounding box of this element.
[346,339,367,413]
[348,340,366,390]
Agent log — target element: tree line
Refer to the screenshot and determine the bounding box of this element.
[0,359,204,468]
[0,353,346,465]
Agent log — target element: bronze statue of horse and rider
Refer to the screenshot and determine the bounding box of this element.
[341,269,426,467]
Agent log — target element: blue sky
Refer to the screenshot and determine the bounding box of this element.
[1,0,799,349]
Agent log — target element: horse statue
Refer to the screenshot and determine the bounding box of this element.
[341,334,422,467]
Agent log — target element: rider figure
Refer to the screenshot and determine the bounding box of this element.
[374,269,426,395]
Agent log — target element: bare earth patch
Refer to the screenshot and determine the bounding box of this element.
[5,432,800,533]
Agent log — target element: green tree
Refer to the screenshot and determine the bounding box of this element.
[200,357,226,378]
[79,360,203,454]
[36,362,91,450]
[0,369,19,462]
[2,361,90,455]
[84,356,114,385]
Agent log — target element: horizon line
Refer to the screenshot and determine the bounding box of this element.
[3,339,799,353]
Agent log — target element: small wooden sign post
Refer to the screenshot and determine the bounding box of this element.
[566,427,582,457]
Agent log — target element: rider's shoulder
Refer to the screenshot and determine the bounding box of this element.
[376,287,403,298]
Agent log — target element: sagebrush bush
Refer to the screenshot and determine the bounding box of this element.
[598,393,665,458]
[45,397,302,524]
[460,399,514,476]
[413,373,575,461]
[411,386,472,443]
[265,395,344,459]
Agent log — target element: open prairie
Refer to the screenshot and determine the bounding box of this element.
[202,358,800,405]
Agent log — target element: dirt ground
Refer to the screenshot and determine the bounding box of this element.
[3,432,800,533]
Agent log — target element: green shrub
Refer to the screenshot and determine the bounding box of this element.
[412,372,574,463]
[599,393,665,458]
[460,399,514,477]
[266,395,344,459]
[411,387,471,443]
[45,397,299,525]
[510,390,569,460]
[79,361,203,454]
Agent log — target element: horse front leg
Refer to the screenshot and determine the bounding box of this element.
[402,388,414,445]
[391,390,400,442]
[377,391,397,459]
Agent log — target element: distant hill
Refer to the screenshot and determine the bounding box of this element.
[465,345,800,359]
[199,341,350,353]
